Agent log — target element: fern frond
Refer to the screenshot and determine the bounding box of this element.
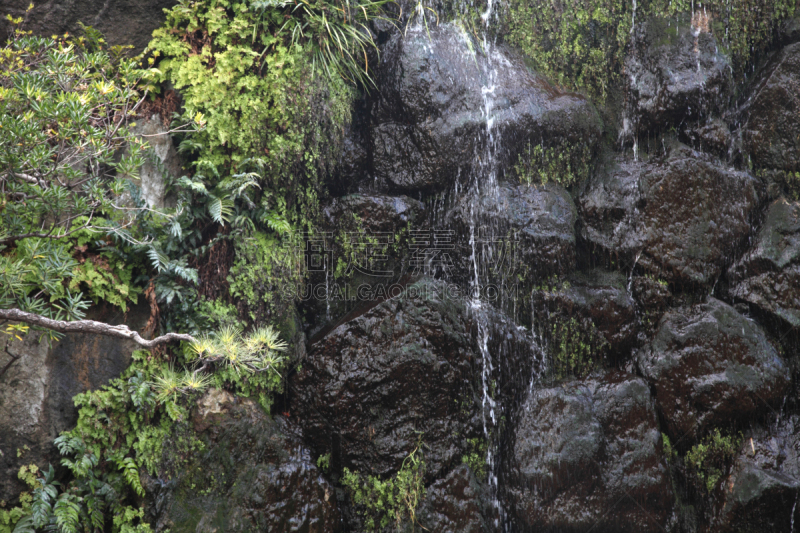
[117,457,145,497]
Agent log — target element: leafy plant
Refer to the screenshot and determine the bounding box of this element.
[685,428,742,493]
[461,437,488,481]
[342,443,426,531]
[0,12,159,325]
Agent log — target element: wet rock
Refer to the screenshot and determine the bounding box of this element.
[681,118,733,158]
[323,193,425,233]
[0,0,175,53]
[293,278,481,481]
[579,144,759,287]
[0,305,147,502]
[414,464,491,533]
[716,415,800,532]
[293,278,536,481]
[128,114,181,209]
[151,391,340,533]
[532,269,638,360]
[729,198,800,328]
[631,275,673,333]
[369,22,602,193]
[507,370,673,533]
[303,193,426,337]
[625,15,731,134]
[446,181,578,286]
[637,298,789,444]
[742,42,800,172]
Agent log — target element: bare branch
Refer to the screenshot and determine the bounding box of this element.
[0,308,196,348]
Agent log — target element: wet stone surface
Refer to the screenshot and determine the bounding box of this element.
[636,297,789,445]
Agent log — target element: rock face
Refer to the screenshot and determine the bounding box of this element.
[532,269,638,360]
[293,279,482,481]
[445,181,578,282]
[322,193,425,233]
[0,306,147,502]
[128,114,182,209]
[742,41,800,172]
[507,370,673,533]
[293,278,536,482]
[414,465,491,533]
[150,390,340,533]
[579,144,759,286]
[368,22,602,193]
[0,0,175,53]
[637,298,789,444]
[625,15,731,133]
[716,415,800,533]
[729,198,800,328]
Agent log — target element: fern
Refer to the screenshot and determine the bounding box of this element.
[10,516,35,533]
[53,494,81,533]
[208,195,234,225]
[118,458,145,497]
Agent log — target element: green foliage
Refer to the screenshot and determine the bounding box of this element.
[147,0,358,230]
[503,0,631,98]
[685,428,742,493]
[461,438,488,481]
[178,324,288,410]
[0,14,159,323]
[662,433,675,461]
[503,0,797,98]
[316,453,332,473]
[342,444,426,531]
[4,326,287,532]
[227,231,304,322]
[514,142,591,188]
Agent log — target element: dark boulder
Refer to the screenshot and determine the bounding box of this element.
[293,278,537,482]
[729,198,800,329]
[445,181,578,285]
[414,464,491,533]
[637,298,789,444]
[742,42,800,173]
[715,415,800,532]
[625,15,731,134]
[303,193,426,337]
[369,22,602,193]
[579,144,759,287]
[506,370,673,533]
[150,390,340,533]
[322,193,425,233]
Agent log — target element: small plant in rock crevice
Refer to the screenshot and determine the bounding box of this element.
[342,443,427,531]
[685,428,743,493]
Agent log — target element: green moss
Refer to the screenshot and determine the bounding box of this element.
[549,316,606,379]
[461,437,489,481]
[503,0,798,99]
[514,142,592,188]
[685,428,742,493]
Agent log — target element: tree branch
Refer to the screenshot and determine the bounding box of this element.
[0,308,196,348]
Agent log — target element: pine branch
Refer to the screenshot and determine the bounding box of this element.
[0,308,196,348]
